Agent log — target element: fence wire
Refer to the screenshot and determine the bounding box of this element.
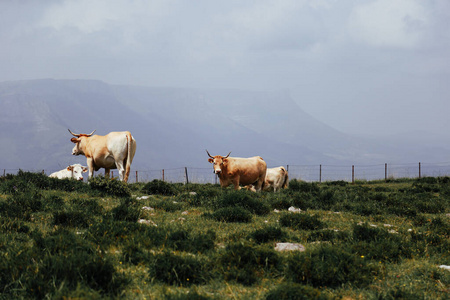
[3,162,450,183]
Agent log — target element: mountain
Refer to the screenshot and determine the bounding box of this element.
[0,79,447,176]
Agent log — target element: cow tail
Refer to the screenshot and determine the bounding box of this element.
[125,132,132,182]
[282,167,289,189]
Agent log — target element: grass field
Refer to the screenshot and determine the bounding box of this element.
[0,171,448,299]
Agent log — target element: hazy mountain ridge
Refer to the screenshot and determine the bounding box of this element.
[0,79,447,173]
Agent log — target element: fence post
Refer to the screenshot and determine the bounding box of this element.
[352,165,355,184]
[419,162,421,179]
[319,165,322,183]
[185,167,189,184]
[136,171,138,183]
[162,169,165,182]
[385,163,387,182]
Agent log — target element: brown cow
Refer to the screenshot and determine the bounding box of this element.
[68,129,137,182]
[263,166,289,192]
[206,150,267,192]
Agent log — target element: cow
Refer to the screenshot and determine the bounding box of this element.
[68,129,137,183]
[206,150,267,192]
[263,166,289,192]
[49,164,88,181]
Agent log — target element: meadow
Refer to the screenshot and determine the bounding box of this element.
[0,171,448,299]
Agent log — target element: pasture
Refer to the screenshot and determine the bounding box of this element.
[0,171,448,299]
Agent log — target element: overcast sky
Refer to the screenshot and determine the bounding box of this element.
[1,0,449,140]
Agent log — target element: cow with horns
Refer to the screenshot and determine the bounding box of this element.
[68,129,137,182]
[206,150,267,192]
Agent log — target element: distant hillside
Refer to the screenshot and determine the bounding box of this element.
[0,79,447,174]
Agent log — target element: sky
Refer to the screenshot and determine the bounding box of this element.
[1,0,449,140]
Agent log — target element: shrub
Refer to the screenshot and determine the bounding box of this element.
[265,283,326,300]
[88,176,131,197]
[142,180,177,196]
[248,226,286,244]
[207,207,252,223]
[31,229,129,297]
[52,210,91,228]
[110,198,141,222]
[286,245,379,288]
[267,193,293,210]
[217,242,281,286]
[151,199,186,212]
[279,213,325,231]
[148,251,210,285]
[0,189,43,220]
[351,224,412,262]
[288,180,320,193]
[166,229,216,253]
[215,190,270,215]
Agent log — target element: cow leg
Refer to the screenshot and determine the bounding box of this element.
[104,168,110,178]
[232,177,241,190]
[115,160,125,182]
[254,177,264,192]
[86,158,95,179]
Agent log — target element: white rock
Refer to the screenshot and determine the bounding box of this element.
[142,206,155,211]
[439,265,450,271]
[275,243,306,252]
[288,206,302,213]
[138,219,157,226]
[137,196,150,200]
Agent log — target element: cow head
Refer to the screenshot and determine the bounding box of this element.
[206,150,231,175]
[67,164,88,181]
[68,129,96,156]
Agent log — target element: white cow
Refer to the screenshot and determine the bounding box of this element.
[69,129,137,182]
[245,166,289,192]
[263,166,289,192]
[49,164,87,181]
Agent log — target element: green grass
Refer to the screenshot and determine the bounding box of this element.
[0,172,448,299]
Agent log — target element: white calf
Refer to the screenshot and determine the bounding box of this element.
[49,164,87,181]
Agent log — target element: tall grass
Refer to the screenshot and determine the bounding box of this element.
[0,172,448,299]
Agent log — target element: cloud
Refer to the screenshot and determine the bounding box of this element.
[347,0,429,49]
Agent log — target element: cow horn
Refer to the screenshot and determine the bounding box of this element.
[224,151,231,158]
[206,149,213,158]
[68,129,80,137]
[68,129,96,137]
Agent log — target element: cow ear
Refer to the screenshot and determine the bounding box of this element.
[70,137,80,143]
[208,158,214,163]
[67,166,73,171]
[82,167,88,173]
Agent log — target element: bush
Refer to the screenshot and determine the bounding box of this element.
[217,242,281,286]
[206,207,252,223]
[110,198,141,222]
[0,189,43,220]
[88,176,131,197]
[279,213,325,231]
[52,210,91,228]
[143,180,177,196]
[248,226,286,244]
[30,229,129,297]
[288,180,320,193]
[148,251,210,285]
[351,224,412,262]
[287,245,379,288]
[215,190,270,215]
[166,229,216,253]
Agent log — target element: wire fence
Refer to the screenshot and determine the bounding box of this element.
[3,161,450,184]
